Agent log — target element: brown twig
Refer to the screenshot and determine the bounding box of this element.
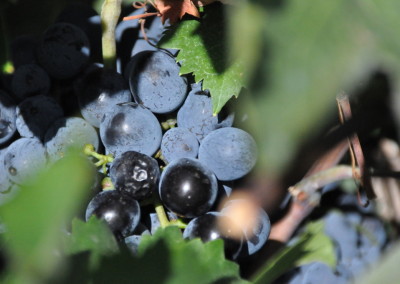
[336,92,376,204]
[373,138,400,223]
[269,140,349,243]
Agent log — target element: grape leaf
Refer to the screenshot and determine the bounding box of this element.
[64,226,247,283]
[137,226,249,284]
[0,152,95,283]
[159,2,245,115]
[251,221,336,284]
[64,216,119,268]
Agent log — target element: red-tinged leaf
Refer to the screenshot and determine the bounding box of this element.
[155,0,200,24]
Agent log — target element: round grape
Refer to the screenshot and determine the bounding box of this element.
[159,158,217,218]
[110,151,160,200]
[198,127,257,181]
[85,190,141,239]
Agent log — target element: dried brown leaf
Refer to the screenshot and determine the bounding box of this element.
[154,0,200,24]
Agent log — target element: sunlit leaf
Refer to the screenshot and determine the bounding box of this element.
[159,3,246,115]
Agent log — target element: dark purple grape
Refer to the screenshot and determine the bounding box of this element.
[0,90,17,146]
[198,127,258,181]
[36,22,90,80]
[161,127,199,163]
[85,190,141,239]
[183,212,243,260]
[77,68,132,128]
[99,103,162,158]
[56,2,102,63]
[177,83,234,142]
[128,50,188,114]
[3,137,47,184]
[158,158,217,218]
[16,95,64,140]
[11,64,51,101]
[110,151,160,200]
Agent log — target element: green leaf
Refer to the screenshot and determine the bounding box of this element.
[232,0,389,175]
[159,3,246,115]
[252,221,336,284]
[88,226,247,284]
[0,152,95,283]
[64,216,119,268]
[137,226,249,284]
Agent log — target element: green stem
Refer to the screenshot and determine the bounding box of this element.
[101,0,122,69]
[161,118,177,130]
[83,144,114,174]
[153,192,170,228]
[169,218,187,229]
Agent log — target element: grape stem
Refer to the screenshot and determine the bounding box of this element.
[101,0,122,69]
[153,192,170,228]
[83,144,114,174]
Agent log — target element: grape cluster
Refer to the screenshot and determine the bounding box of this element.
[275,191,389,284]
[0,3,269,263]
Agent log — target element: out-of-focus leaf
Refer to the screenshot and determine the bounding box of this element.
[137,226,248,284]
[80,226,248,283]
[252,221,336,284]
[355,241,400,284]
[64,216,119,268]
[234,0,389,175]
[159,3,246,115]
[0,152,94,283]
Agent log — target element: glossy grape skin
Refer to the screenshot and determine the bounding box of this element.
[36,22,90,79]
[161,127,199,163]
[198,127,257,181]
[16,95,64,140]
[3,137,47,184]
[44,116,99,163]
[110,151,160,200]
[221,199,271,256]
[183,212,243,260]
[158,158,218,218]
[177,83,234,141]
[0,91,17,146]
[85,190,141,239]
[11,64,51,101]
[78,68,132,128]
[99,103,162,158]
[128,50,188,114]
